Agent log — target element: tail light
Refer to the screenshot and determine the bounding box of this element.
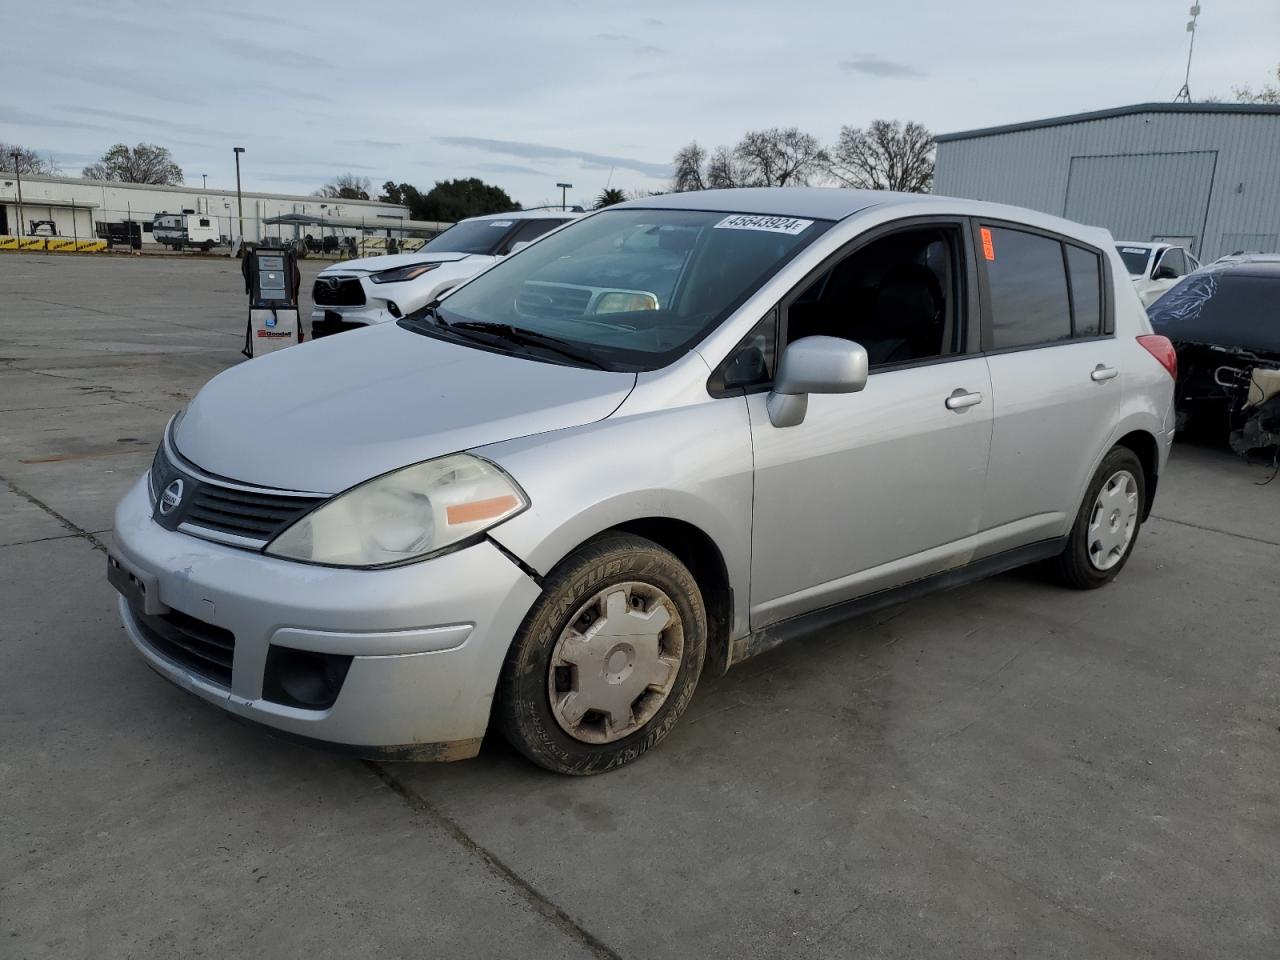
[1137,335,1177,379]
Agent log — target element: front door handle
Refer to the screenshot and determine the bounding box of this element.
[945,389,984,411]
[1091,364,1119,382]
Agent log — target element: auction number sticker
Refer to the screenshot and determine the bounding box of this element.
[489,221,514,227]
[714,214,813,235]
[1121,246,1148,254]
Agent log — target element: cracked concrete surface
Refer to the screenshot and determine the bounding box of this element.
[2,253,1277,959]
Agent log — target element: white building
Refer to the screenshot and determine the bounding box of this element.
[0,173,411,246]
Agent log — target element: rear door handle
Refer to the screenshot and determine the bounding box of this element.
[945,389,984,411]
[1091,364,1119,382]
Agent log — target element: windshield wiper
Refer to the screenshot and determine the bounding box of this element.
[441,320,607,369]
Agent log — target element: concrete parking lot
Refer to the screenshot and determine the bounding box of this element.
[2,252,1277,959]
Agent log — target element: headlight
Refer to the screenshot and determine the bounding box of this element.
[592,291,658,315]
[369,261,441,284]
[265,453,528,567]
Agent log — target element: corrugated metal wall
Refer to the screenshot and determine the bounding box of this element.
[934,111,1280,259]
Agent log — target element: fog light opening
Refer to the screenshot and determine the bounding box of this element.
[263,645,353,710]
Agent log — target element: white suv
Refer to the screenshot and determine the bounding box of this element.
[1115,241,1200,307]
[311,210,580,337]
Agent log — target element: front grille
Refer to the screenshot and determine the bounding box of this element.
[129,599,236,687]
[312,275,366,306]
[515,282,592,320]
[311,313,366,338]
[184,484,321,541]
[151,439,326,546]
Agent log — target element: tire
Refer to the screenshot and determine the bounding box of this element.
[202,241,214,253]
[1045,446,1146,589]
[497,533,707,775]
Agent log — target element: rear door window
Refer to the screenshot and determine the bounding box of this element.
[980,226,1072,350]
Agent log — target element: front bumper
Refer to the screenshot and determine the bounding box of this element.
[110,476,541,758]
[310,303,395,336]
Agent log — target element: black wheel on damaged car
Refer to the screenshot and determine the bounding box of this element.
[1046,446,1147,589]
[497,533,707,775]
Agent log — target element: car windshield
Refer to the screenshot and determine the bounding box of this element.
[421,218,517,255]
[1148,271,1280,354]
[1116,245,1152,277]
[406,208,831,370]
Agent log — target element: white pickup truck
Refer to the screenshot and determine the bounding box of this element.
[310,209,580,337]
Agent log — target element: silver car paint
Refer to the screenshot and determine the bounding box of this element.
[176,322,636,492]
[113,188,1175,754]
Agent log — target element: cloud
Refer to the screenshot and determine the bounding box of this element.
[59,105,230,139]
[471,161,550,177]
[207,36,328,70]
[436,136,671,179]
[594,32,667,55]
[643,17,665,27]
[339,139,404,150]
[0,106,110,131]
[840,55,924,77]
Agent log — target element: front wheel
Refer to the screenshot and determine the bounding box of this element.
[1046,446,1146,589]
[497,533,706,775]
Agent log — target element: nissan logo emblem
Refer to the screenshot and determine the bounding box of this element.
[159,478,184,516]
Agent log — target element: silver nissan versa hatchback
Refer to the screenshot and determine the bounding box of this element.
[110,188,1176,774]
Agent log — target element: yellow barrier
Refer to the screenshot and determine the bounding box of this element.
[0,236,108,253]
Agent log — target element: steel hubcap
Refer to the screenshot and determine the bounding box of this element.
[1088,470,1139,571]
[548,581,684,744]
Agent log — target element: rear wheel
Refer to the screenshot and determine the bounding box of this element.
[498,534,706,775]
[1046,446,1146,589]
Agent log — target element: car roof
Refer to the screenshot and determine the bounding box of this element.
[1202,257,1280,279]
[463,209,584,223]
[615,187,917,220]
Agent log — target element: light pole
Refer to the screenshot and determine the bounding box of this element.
[11,152,24,238]
[556,182,572,212]
[233,147,245,243]
[202,173,208,190]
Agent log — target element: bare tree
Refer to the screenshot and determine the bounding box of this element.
[1232,63,1280,104]
[706,144,750,188]
[733,127,827,187]
[827,120,934,193]
[82,143,184,184]
[670,142,706,192]
[0,144,55,176]
[314,173,373,200]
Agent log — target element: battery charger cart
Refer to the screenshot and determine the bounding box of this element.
[242,248,303,358]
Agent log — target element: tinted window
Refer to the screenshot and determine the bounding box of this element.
[421,217,519,255]
[1117,246,1152,276]
[785,227,961,367]
[1066,245,1102,337]
[501,218,567,253]
[983,226,1072,349]
[1148,271,1280,353]
[1157,249,1187,277]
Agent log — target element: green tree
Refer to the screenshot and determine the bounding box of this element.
[594,187,627,208]
[414,178,521,222]
[82,143,183,184]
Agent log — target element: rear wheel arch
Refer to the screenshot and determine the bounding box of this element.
[1114,429,1159,520]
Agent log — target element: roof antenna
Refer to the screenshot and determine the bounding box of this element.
[1174,3,1201,102]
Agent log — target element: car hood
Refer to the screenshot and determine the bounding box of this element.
[319,251,481,274]
[175,323,636,493]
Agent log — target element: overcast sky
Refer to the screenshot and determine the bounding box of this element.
[7,0,1278,208]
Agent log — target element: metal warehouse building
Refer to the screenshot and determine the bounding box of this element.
[934,102,1280,260]
[0,173,411,247]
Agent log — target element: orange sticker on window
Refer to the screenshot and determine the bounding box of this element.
[980,227,995,261]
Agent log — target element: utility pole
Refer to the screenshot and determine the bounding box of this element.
[556,181,573,212]
[233,147,246,243]
[1174,3,1202,102]
[11,152,25,238]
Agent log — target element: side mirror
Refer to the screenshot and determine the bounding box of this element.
[1152,265,1178,281]
[766,336,869,428]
